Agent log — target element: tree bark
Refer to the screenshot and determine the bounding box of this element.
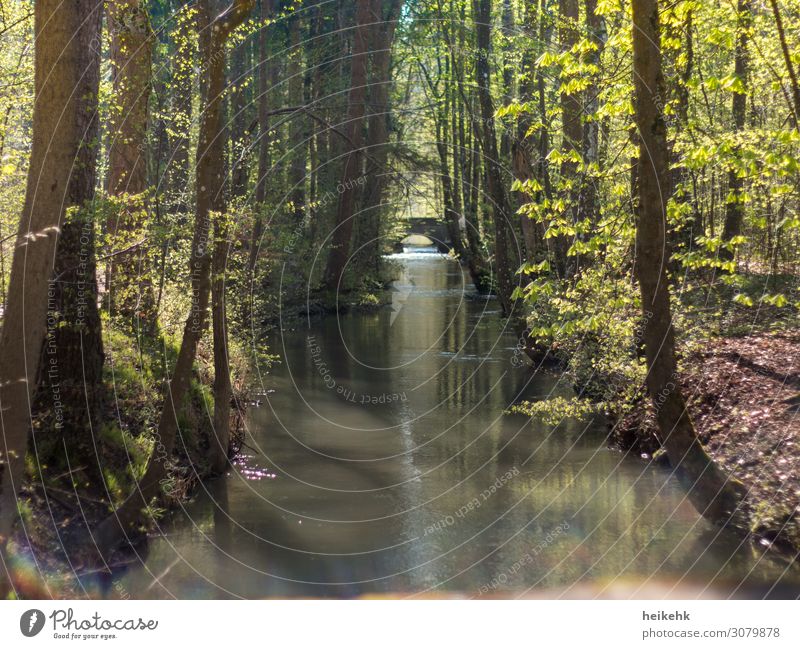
[579,0,606,227]
[93,0,255,556]
[323,0,372,290]
[106,0,156,327]
[632,0,745,527]
[35,0,105,483]
[250,0,275,275]
[473,0,518,319]
[357,0,403,270]
[0,0,88,593]
[287,10,306,220]
[720,0,750,263]
[555,0,580,276]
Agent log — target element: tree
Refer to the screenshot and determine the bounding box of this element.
[473,0,518,318]
[106,0,156,327]
[36,0,105,482]
[356,0,403,270]
[0,0,96,593]
[631,0,746,526]
[720,0,750,263]
[322,0,372,290]
[93,0,256,555]
[555,0,580,276]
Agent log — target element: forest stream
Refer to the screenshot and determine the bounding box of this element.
[105,253,800,599]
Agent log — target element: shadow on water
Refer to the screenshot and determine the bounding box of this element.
[108,254,800,599]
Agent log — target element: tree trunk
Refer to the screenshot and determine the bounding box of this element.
[106,0,156,327]
[632,0,745,527]
[35,0,105,483]
[229,35,251,200]
[357,0,403,270]
[720,0,750,263]
[512,0,544,260]
[251,0,275,275]
[287,10,306,220]
[0,0,88,593]
[556,0,580,276]
[768,0,800,124]
[167,0,195,217]
[93,0,255,556]
[473,0,518,319]
[323,0,372,290]
[579,0,606,227]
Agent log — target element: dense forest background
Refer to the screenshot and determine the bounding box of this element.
[0,0,798,596]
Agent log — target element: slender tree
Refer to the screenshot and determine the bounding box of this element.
[632,0,745,526]
[720,0,751,262]
[473,0,518,318]
[93,0,256,554]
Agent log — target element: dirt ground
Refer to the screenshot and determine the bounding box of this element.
[618,331,800,553]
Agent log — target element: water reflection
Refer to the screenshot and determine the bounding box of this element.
[114,255,800,598]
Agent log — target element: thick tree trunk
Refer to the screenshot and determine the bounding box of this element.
[473,0,518,319]
[0,0,87,593]
[720,0,750,263]
[106,0,156,327]
[632,0,745,527]
[323,0,372,290]
[356,0,402,270]
[93,0,255,556]
[36,0,105,482]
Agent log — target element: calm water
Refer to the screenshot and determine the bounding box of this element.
[113,253,800,598]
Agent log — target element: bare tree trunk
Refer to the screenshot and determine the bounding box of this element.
[287,10,306,220]
[357,0,403,270]
[632,0,745,527]
[36,0,105,482]
[720,0,750,263]
[106,0,156,327]
[229,35,252,200]
[323,0,371,290]
[0,0,87,593]
[250,0,275,275]
[93,0,255,556]
[473,0,518,319]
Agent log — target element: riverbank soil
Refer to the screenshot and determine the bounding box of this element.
[618,332,800,552]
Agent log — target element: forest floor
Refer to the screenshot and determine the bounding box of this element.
[620,330,800,554]
[5,330,249,597]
